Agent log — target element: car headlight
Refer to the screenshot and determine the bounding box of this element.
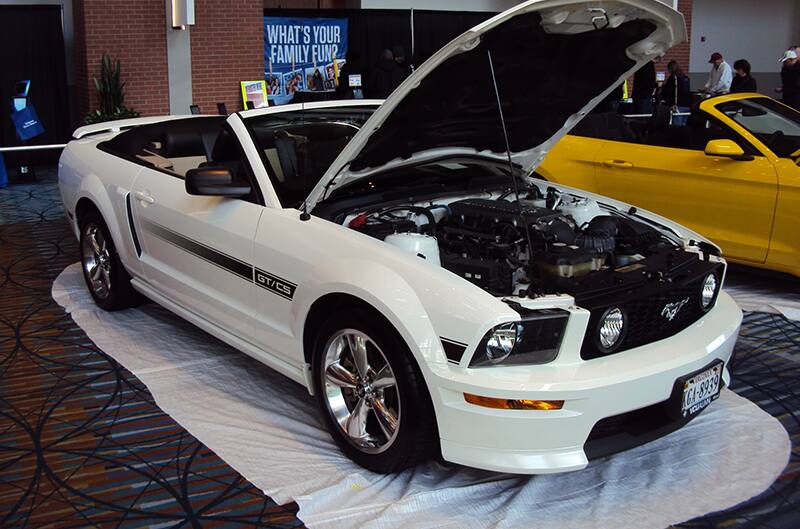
[470,310,569,367]
[485,323,518,363]
[701,273,717,310]
[598,307,625,352]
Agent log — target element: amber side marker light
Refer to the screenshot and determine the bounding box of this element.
[464,393,564,410]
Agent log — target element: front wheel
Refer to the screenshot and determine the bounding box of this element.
[312,308,438,473]
[79,210,142,311]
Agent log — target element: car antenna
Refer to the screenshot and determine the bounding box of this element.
[486,48,536,290]
[300,99,311,221]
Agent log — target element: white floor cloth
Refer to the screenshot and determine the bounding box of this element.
[53,263,790,529]
[724,267,800,321]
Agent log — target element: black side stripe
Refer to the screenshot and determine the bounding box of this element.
[441,338,468,364]
[141,219,296,300]
[143,220,253,280]
[125,194,142,257]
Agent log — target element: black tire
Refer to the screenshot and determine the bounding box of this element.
[78,209,143,311]
[312,307,438,473]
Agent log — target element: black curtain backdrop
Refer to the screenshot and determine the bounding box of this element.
[0,5,70,166]
[265,9,494,98]
[412,11,492,67]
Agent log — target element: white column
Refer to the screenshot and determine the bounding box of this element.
[165,0,193,115]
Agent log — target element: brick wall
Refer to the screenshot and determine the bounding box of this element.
[73,0,169,120]
[190,0,265,114]
[626,0,692,97]
[71,0,696,120]
[661,0,693,75]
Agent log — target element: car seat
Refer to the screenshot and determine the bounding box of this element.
[162,127,209,176]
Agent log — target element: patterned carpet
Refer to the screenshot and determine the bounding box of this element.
[1,175,799,528]
[677,311,800,529]
[0,176,304,527]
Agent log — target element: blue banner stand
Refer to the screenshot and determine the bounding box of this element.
[0,153,8,188]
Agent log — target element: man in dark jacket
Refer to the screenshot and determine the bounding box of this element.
[778,50,800,110]
[336,50,362,99]
[390,45,412,92]
[632,60,657,114]
[369,49,397,99]
[731,59,757,93]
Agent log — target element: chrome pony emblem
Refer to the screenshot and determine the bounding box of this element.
[662,297,690,321]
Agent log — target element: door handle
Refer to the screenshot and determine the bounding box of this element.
[602,159,634,169]
[134,191,155,204]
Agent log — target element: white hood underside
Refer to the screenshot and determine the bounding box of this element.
[306,0,686,211]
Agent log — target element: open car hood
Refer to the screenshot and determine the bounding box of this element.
[306,0,685,211]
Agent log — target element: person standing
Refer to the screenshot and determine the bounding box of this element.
[730,59,757,93]
[633,60,657,114]
[390,45,412,92]
[662,60,691,107]
[662,60,691,125]
[777,50,800,110]
[703,52,733,96]
[336,50,362,99]
[368,49,397,99]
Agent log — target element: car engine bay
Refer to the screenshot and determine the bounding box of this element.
[336,183,714,300]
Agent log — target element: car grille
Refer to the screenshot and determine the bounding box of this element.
[580,263,722,360]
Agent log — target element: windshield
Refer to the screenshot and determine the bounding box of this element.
[244,106,376,207]
[717,97,800,158]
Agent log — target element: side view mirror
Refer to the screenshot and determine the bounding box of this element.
[704,139,753,161]
[185,167,251,197]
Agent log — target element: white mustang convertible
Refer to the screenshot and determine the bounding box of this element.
[59,0,742,474]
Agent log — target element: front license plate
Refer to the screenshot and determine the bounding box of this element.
[680,362,723,418]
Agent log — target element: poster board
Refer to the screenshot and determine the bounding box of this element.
[240,80,269,109]
[264,17,348,104]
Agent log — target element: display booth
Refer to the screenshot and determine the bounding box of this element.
[264,8,492,104]
[0,5,70,172]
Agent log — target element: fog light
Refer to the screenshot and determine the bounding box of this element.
[599,307,624,351]
[464,393,564,410]
[485,323,518,364]
[701,273,717,310]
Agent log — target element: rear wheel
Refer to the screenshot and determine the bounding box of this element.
[79,210,142,311]
[312,308,438,473]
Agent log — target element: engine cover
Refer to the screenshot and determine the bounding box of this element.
[448,198,562,226]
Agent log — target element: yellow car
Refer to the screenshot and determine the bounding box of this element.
[539,93,800,277]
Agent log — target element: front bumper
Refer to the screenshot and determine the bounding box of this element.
[429,291,742,474]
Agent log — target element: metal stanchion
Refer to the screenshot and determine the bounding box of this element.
[0,144,67,153]
[0,144,67,185]
[622,111,691,125]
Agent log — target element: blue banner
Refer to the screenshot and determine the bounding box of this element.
[264,16,349,104]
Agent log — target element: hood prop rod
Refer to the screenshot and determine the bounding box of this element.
[487,49,537,297]
[299,100,311,221]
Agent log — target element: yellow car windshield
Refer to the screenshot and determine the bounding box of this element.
[716,97,800,158]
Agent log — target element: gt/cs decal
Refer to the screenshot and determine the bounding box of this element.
[255,268,297,300]
[142,220,297,302]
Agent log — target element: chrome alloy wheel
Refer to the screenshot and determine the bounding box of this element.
[81,223,112,300]
[322,329,401,454]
